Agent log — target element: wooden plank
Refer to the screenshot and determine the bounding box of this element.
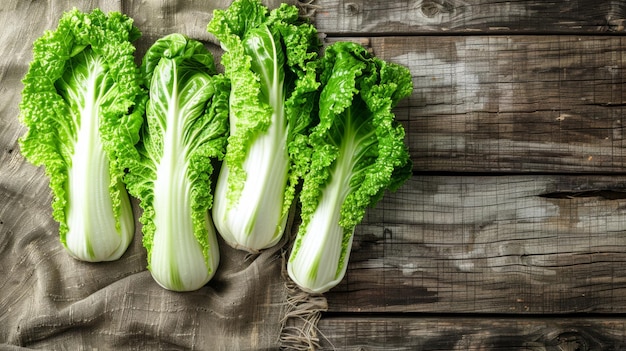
[330,36,626,173]
[324,175,626,314]
[317,316,626,350]
[313,0,626,35]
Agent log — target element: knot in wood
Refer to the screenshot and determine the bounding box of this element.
[555,331,589,351]
[420,0,454,18]
[345,2,360,16]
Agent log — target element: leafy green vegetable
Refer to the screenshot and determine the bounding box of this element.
[287,41,413,293]
[207,0,320,252]
[123,33,229,291]
[19,8,144,262]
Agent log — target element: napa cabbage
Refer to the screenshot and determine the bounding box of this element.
[287,42,413,293]
[207,0,320,252]
[123,34,229,291]
[19,8,144,262]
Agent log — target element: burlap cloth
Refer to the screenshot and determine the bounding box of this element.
[0,1,325,350]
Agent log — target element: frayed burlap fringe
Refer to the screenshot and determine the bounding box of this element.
[279,196,327,350]
[279,266,328,350]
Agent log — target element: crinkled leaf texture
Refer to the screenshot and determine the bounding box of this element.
[288,41,414,294]
[207,0,320,252]
[19,8,144,262]
[124,34,229,292]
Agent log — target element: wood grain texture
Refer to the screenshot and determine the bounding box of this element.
[313,0,626,35]
[326,36,626,173]
[317,317,626,350]
[324,175,626,314]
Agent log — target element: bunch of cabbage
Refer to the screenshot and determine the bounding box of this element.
[123,34,229,291]
[207,0,320,252]
[287,42,414,294]
[19,8,144,262]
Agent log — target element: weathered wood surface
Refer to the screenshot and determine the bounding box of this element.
[326,35,626,173]
[314,0,626,34]
[324,175,626,314]
[317,317,626,350]
[315,0,626,344]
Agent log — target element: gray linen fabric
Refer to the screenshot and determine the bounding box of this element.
[0,1,322,350]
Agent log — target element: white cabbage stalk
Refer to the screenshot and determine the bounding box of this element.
[287,161,354,294]
[149,112,220,291]
[212,106,290,252]
[150,212,219,291]
[64,58,134,262]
